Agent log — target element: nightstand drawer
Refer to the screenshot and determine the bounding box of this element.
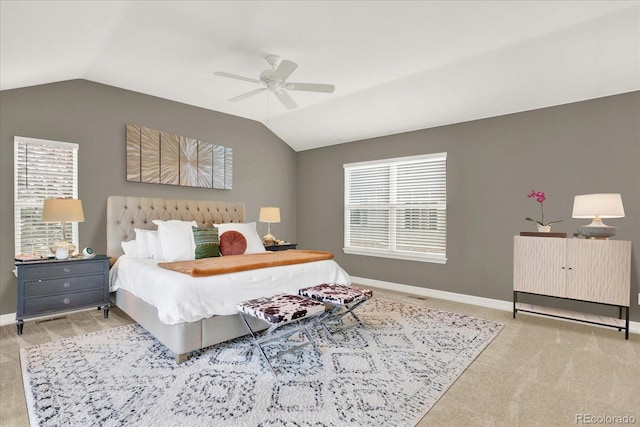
[23,260,105,280]
[24,275,105,297]
[24,289,105,315]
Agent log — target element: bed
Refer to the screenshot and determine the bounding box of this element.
[106,196,350,363]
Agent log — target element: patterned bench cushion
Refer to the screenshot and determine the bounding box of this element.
[299,284,373,305]
[237,294,325,325]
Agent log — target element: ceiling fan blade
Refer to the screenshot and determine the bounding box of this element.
[285,82,335,93]
[272,59,298,81]
[229,88,267,102]
[214,71,261,84]
[275,90,297,109]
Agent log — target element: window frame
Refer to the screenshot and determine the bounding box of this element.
[14,136,80,257]
[343,152,447,264]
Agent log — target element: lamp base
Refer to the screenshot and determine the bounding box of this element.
[50,242,76,256]
[577,225,617,239]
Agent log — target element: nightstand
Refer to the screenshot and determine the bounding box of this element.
[264,243,297,251]
[15,255,110,335]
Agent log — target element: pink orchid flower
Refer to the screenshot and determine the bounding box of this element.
[525,190,562,226]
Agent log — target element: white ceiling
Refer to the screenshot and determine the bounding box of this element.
[1,1,639,151]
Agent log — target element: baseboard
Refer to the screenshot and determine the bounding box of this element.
[350,276,640,336]
[0,312,15,327]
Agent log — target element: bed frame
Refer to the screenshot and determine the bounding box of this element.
[106,195,267,363]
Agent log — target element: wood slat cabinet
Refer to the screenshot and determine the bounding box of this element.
[16,255,110,335]
[513,236,631,338]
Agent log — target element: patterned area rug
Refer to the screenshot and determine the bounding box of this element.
[20,298,503,426]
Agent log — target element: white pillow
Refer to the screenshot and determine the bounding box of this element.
[121,240,138,258]
[215,222,266,254]
[134,228,157,259]
[147,231,163,260]
[152,220,198,262]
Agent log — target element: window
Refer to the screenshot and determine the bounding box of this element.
[14,137,79,256]
[344,152,447,264]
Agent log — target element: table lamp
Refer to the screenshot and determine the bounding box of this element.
[572,193,624,239]
[42,198,84,257]
[259,207,280,245]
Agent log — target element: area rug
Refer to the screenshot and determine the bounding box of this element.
[20,298,503,427]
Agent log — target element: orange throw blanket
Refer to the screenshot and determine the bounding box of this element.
[158,250,334,277]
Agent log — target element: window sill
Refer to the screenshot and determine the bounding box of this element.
[343,247,447,264]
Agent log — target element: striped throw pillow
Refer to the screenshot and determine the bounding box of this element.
[192,227,220,259]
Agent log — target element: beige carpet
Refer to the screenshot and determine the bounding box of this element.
[1,287,639,426]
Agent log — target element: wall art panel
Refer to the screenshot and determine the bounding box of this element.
[198,141,213,188]
[140,127,160,184]
[213,145,225,189]
[126,123,232,189]
[180,137,198,187]
[126,124,141,182]
[160,131,179,185]
[224,147,233,190]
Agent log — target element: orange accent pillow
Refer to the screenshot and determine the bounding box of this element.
[219,230,248,256]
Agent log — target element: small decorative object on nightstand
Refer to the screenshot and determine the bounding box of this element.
[264,242,297,251]
[15,255,110,335]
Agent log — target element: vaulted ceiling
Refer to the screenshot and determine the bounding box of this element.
[1,1,638,151]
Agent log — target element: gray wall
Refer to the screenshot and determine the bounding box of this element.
[297,92,640,321]
[0,79,297,315]
[2,81,638,323]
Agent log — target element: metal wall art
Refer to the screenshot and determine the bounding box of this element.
[126,124,232,189]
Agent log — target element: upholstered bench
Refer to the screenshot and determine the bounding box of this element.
[298,283,373,341]
[237,293,325,375]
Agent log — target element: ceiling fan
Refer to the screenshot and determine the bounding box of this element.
[214,55,335,110]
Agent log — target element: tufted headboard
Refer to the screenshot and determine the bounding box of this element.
[106,196,245,258]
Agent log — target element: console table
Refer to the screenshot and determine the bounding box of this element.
[513,236,631,339]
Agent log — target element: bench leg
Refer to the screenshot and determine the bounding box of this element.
[240,313,322,376]
[321,298,371,339]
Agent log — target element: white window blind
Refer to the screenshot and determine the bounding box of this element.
[344,152,447,264]
[14,137,79,256]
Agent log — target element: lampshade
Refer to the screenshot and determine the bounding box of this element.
[571,194,625,219]
[259,207,281,223]
[42,198,85,222]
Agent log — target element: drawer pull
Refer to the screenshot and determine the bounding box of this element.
[64,268,71,273]
[63,282,71,288]
[63,298,71,304]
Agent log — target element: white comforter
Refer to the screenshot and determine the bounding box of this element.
[109,255,351,325]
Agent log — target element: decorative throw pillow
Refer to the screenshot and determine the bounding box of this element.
[215,222,266,254]
[134,228,158,259]
[146,231,163,260]
[152,220,197,262]
[219,230,248,256]
[121,239,138,258]
[192,227,220,259]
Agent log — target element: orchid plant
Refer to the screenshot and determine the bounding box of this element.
[525,190,563,227]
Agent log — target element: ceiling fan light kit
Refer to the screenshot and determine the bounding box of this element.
[215,55,335,109]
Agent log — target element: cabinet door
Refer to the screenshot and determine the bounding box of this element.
[566,239,631,306]
[514,236,566,297]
